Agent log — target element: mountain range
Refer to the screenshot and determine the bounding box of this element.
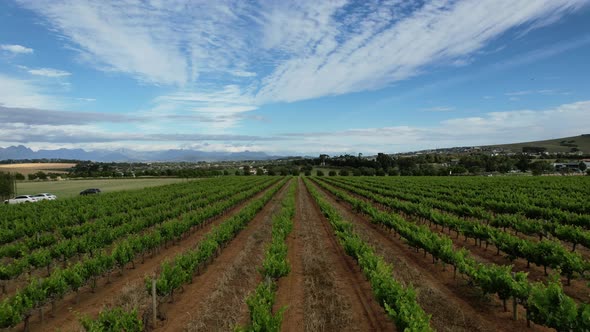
[0,145,279,162]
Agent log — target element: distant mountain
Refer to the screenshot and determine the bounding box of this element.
[0,145,280,162]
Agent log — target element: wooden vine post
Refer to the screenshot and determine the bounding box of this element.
[152,274,157,327]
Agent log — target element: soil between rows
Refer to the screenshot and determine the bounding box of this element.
[18,180,281,332]
[308,179,550,332]
[287,178,394,332]
[158,179,292,331]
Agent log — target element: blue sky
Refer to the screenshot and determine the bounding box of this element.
[0,0,589,155]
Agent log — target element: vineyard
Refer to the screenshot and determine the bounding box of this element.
[0,175,589,331]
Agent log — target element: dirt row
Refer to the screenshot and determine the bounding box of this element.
[307,179,550,332]
[321,178,590,304]
[156,179,293,331]
[274,178,393,332]
[19,180,283,332]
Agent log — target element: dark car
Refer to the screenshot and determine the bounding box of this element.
[80,188,101,195]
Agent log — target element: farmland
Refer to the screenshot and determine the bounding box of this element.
[15,178,188,199]
[0,163,75,176]
[0,176,589,331]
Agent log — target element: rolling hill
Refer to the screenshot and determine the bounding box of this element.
[484,134,590,153]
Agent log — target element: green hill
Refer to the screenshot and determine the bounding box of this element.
[486,134,590,153]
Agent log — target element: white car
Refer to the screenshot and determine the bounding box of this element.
[33,193,57,201]
[4,195,39,204]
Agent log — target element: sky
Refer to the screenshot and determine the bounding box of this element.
[0,0,590,156]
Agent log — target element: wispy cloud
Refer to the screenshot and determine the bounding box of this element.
[16,0,259,86]
[421,106,454,112]
[0,44,33,54]
[17,0,588,104]
[27,67,71,77]
[0,122,281,145]
[151,84,258,130]
[505,89,572,97]
[0,74,60,109]
[0,105,142,125]
[256,0,589,103]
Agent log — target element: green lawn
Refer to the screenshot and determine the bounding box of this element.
[15,178,189,199]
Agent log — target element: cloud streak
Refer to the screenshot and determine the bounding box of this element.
[0,44,33,54]
[0,105,143,125]
[27,68,72,77]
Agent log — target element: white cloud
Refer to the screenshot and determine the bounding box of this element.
[0,44,34,54]
[0,74,60,109]
[152,85,258,130]
[27,68,72,77]
[273,100,590,154]
[2,99,588,155]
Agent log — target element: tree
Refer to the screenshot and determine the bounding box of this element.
[339,169,349,176]
[316,170,324,176]
[14,173,25,181]
[35,171,48,180]
[579,162,587,172]
[243,166,251,176]
[515,155,531,172]
[0,172,16,201]
[387,167,399,176]
[531,161,554,176]
[328,170,337,176]
[376,153,394,170]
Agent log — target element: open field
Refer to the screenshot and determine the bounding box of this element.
[0,163,76,175]
[0,176,589,331]
[15,177,188,198]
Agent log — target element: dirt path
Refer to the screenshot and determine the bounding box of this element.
[308,179,550,332]
[20,182,280,332]
[294,178,394,332]
[157,180,291,331]
[273,181,304,332]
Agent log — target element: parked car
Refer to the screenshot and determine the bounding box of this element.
[4,195,38,204]
[33,193,57,201]
[80,188,101,195]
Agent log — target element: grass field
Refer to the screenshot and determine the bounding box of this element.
[15,177,189,198]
